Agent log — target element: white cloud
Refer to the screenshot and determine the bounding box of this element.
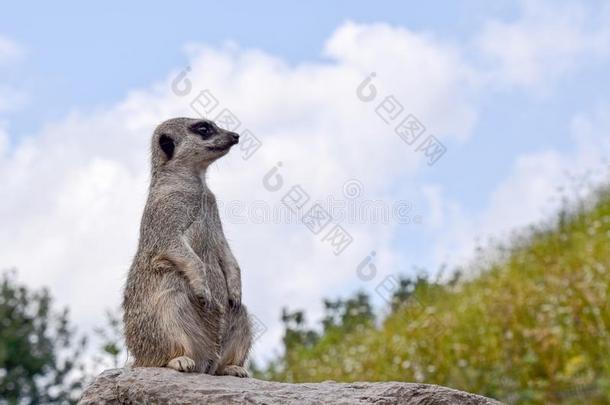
[0,125,9,155]
[414,0,610,268]
[475,0,610,89]
[0,36,22,65]
[431,104,610,267]
[324,21,478,141]
[0,35,26,114]
[0,22,477,365]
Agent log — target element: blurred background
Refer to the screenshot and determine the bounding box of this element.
[1,1,610,403]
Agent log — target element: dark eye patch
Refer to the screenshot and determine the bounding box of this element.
[190,121,216,139]
[159,134,175,160]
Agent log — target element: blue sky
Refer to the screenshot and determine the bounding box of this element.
[1,1,610,364]
[3,1,607,201]
[2,1,515,133]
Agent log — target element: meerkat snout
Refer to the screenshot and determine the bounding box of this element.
[151,117,240,170]
[190,120,239,152]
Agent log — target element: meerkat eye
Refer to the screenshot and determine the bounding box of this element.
[190,121,215,139]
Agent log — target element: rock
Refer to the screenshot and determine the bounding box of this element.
[79,367,504,405]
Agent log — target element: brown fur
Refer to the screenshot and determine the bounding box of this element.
[123,118,252,376]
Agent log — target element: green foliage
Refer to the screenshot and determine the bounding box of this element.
[93,309,124,370]
[322,291,375,333]
[280,309,319,351]
[260,189,610,404]
[0,271,86,404]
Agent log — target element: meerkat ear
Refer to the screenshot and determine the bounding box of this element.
[159,134,175,160]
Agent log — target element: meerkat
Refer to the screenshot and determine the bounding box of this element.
[123,117,252,377]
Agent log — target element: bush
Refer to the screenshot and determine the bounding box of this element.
[0,271,86,404]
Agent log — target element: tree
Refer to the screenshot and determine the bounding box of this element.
[322,291,374,333]
[280,309,319,350]
[389,274,427,312]
[92,309,125,370]
[0,270,86,404]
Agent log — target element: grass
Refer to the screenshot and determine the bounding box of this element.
[258,188,610,404]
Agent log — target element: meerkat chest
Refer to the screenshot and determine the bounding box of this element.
[199,193,222,229]
[187,191,225,258]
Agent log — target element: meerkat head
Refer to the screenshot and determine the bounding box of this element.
[151,117,239,172]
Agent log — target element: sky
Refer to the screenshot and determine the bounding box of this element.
[1,0,610,366]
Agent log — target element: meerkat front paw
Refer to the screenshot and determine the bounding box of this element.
[193,285,223,311]
[218,365,249,378]
[192,281,212,301]
[166,356,196,372]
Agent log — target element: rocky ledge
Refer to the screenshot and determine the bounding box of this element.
[79,367,503,405]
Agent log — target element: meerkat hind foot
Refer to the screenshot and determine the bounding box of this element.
[218,365,249,378]
[166,355,196,372]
